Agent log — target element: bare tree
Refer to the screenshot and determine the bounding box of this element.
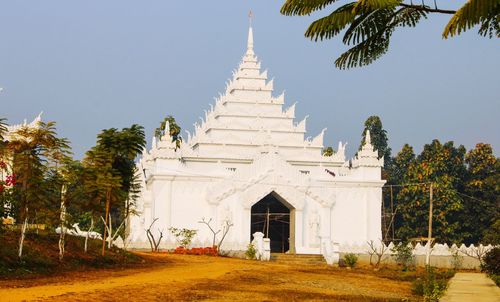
[198,217,220,247]
[366,240,389,269]
[146,218,164,252]
[461,245,492,267]
[100,214,127,249]
[218,220,233,249]
[198,217,233,254]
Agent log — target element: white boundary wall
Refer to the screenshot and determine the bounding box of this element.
[333,241,495,269]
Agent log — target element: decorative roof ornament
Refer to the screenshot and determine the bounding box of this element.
[365,129,371,146]
[352,129,383,167]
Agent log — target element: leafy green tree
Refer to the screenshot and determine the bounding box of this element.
[6,121,70,259]
[83,125,145,255]
[280,0,499,69]
[396,140,466,243]
[390,144,415,184]
[155,116,182,149]
[459,143,499,244]
[322,146,334,156]
[384,144,415,240]
[359,116,391,167]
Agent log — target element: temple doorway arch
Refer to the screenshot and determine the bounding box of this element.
[250,191,295,253]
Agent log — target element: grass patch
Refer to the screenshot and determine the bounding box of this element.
[0,229,143,279]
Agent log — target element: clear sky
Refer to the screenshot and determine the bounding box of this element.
[1,1,499,159]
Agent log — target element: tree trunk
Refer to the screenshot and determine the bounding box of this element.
[107,214,112,249]
[84,216,94,253]
[101,190,111,256]
[58,184,67,261]
[18,212,28,260]
[18,165,30,261]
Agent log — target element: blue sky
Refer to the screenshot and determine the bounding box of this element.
[1,1,499,158]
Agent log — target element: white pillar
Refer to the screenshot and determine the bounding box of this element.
[294,209,304,252]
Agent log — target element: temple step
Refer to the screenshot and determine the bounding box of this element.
[270,253,326,265]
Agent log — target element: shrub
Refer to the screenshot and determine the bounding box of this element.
[481,246,500,287]
[245,243,257,260]
[450,248,463,271]
[481,246,500,275]
[344,253,358,268]
[168,227,197,248]
[490,274,500,286]
[392,242,415,271]
[412,266,451,301]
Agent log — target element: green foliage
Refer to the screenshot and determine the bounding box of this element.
[481,246,500,276]
[155,116,182,150]
[490,274,500,287]
[391,242,414,271]
[245,243,257,260]
[443,0,500,38]
[169,227,198,248]
[280,0,498,69]
[344,253,358,268]
[395,140,467,243]
[7,122,71,223]
[359,116,391,165]
[450,248,463,271]
[482,219,500,245]
[322,146,334,156]
[412,266,452,301]
[83,125,146,231]
[460,143,499,245]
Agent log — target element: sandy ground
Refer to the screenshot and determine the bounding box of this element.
[0,253,416,301]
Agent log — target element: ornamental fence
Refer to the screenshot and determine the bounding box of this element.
[330,241,495,269]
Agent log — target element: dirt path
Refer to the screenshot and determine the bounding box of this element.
[0,254,417,301]
[440,272,500,302]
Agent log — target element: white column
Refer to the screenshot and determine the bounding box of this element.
[243,206,252,246]
[294,209,304,252]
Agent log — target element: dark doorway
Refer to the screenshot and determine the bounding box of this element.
[251,192,292,253]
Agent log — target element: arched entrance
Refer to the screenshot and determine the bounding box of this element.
[250,192,295,253]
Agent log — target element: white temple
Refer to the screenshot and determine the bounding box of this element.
[128,25,385,255]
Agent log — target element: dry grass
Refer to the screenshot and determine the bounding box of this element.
[0,253,419,301]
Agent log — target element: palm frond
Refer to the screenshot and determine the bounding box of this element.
[393,6,428,28]
[443,0,500,38]
[335,29,392,69]
[353,0,402,14]
[281,0,339,16]
[337,6,427,68]
[343,9,394,45]
[478,14,500,38]
[305,2,358,41]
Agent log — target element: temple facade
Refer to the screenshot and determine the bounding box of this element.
[128,26,385,254]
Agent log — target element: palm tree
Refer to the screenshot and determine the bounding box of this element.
[280,0,499,69]
[7,121,70,259]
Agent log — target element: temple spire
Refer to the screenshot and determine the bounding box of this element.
[365,129,371,145]
[247,10,254,55]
